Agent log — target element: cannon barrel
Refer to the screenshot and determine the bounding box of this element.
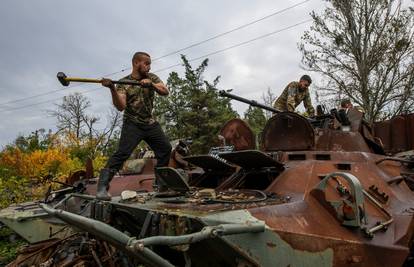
[219,90,280,113]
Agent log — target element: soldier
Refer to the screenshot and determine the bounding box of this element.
[97,52,172,200]
[340,98,366,113]
[337,98,353,126]
[273,75,315,116]
[340,98,353,110]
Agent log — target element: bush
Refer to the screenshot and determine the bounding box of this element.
[0,226,27,266]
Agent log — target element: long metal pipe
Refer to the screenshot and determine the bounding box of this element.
[40,204,265,267]
[136,222,265,248]
[40,204,174,267]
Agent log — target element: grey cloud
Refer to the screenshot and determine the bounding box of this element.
[0,0,320,147]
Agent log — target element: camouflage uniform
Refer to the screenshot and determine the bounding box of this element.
[273,81,315,115]
[105,73,172,171]
[116,73,161,124]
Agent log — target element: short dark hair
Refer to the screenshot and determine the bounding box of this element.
[340,98,352,108]
[300,74,312,84]
[132,52,150,63]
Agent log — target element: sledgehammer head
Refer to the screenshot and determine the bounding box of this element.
[57,72,70,86]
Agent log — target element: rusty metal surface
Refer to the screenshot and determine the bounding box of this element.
[220,118,256,150]
[374,120,391,151]
[261,112,314,151]
[315,129,372,152]
[86,159,156,196]
[65,149,413,266]
[248,150,414,266]
[392,116,408,152]
[6,150,414,267]
[374,113,414,154]
[4,111,414,266]
[219,150,283,170]
[408,114,414,150]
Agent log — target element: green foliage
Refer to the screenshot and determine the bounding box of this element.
[101,129,121,157]
[13,129,51,153]
[0,149,30,208]
[0,226,27,266]
[155,55,238,154]
[243,106,266,138]
[68,145,93,163]
[0,168,29,208]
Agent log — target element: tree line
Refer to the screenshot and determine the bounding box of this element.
[0,0,412,207]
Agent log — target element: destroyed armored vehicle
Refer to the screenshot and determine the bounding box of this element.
[2,93,414,267]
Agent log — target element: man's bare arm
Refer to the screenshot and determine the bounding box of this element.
[101,78,126,111]
[140,79,169,96]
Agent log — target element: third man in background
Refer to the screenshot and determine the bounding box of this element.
[273,75,315,117]
[340,98,353,111]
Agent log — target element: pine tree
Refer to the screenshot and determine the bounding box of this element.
[243,106,267,138]
[155,56,238,154]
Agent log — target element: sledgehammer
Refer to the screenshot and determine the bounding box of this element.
[57,72,142,87]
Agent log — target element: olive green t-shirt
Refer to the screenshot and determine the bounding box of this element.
[116,73,162,124]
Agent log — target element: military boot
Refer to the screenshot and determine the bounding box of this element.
[96,168,115,200]
[154,168,168,192]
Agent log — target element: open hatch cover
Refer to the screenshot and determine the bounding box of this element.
[184,155,236,172]
[219,150,284,170]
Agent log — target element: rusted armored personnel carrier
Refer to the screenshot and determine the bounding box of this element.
[2,93,414,267]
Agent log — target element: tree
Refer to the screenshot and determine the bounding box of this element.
[50,93,92,139]
[154,56,238,154]
[243,106,267,137]
[14,129,52,153]
[261,87,276,119]
[49,93,122,160]
[299,0,414,122]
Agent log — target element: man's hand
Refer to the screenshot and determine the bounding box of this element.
[101,78,115,90]
[140,78,153,88]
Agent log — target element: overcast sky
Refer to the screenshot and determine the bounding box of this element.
[0,0,326,148]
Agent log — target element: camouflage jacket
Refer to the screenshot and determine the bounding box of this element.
[116,73,162,124]
[273,81,315,115]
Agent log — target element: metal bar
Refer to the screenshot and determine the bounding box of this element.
[362,189,394,236]
[66,77,142,86]
[139,211,154,238]
[53,193,74,209]
[40,204,173,267]
[137,223,265,247]
[40,203,265,267]
[40,203,130,245]
[71,193,99,200]
[219,90,280,113]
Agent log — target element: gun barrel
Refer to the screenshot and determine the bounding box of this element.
[219,90,280,113]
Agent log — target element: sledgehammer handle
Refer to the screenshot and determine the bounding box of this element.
[57,72,142,86]
[67,78,141,86]
[70,78,141,85]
